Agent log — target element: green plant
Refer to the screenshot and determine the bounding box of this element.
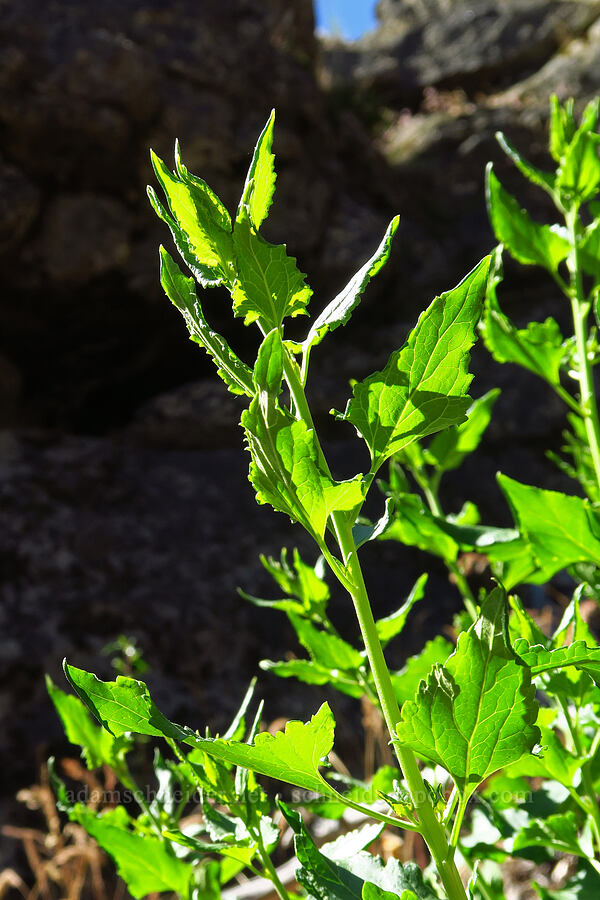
[47,99,600,899]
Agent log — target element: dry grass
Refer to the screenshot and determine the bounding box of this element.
[0,761,126,900]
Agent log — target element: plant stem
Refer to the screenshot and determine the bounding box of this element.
[558,696,600,857]
[449,795,469,850]
[116,762,164,840]
[326,783,421,832]
[256,839,290,900]
[412,466,478,622]
[335,518,467,900]
[282,348,467,900]
[566,206,600,491]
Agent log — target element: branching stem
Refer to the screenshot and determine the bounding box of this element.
[566,205,600,491]
[281,345,468,900]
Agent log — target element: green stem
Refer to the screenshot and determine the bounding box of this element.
[566,206,600,492]
[116,762,164,840]
[449,794,469,850]
[558,696,600,858]
[256,837,290,900]
[282,349,467,900]
[412,466,478,622]
[325,782,421,832]
[336,521,467,899]
[456,844,496,900]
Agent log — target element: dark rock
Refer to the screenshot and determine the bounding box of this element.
[0,429,446,801]
[500,17,600,104]
[42,194,133,285]
[324,0,600,107]
[0,0,389,430]
[0,161,40,255]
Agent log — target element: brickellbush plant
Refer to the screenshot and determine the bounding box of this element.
[48,97,600,900]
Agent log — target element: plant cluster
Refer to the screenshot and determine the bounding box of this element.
[47,98,600,899]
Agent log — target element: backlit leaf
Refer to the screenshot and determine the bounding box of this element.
[380,493,459,562]
[63,662,189,741]
[303,217,399,360]
[426,388,500,472]
[232,217,312,328]
[237,110,276,229]
[513,638,600,688]
[486,166,569,271]
[493,475,600,585]
[46,676,125,769]
[159,246,253,396]
[188,703,337,797]
[242,333,364,540]
[289,614,364,671]
[375,574,428,646]
[337,257,490,474]
[149,149,233,287]
[259,658,363,698]
[556,100,600,205]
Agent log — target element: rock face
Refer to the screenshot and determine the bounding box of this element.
[326,0,600,105]
[0,0,389,430]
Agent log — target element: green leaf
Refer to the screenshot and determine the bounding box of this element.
[554,584,597,649]
[512,811,591,858]
[363,884,404,900]
[513,638,600,688]
[149,148,233,287]
[434,518,518,550]
[557,102,600,205]
[241,548,330,619]
[63,662,189,741]
[289,614,364,671]
[231,217,312,328]
[390,636,454,706]
[493,475,600,585]
[188,703,338,797]
[46,676,126,769]
[579,217,600,284]
[353,499,394,549]
[280,803,437,900]
[509,594,550,648]
[549,95,576,164]
[486,165,570,271]
[223,678,258,741]
[495,131,555,194]
[72,806,193,898]
[337,256,490,474]
[252,327,284,394]
[237,110,276,229]
[375,574,428,645]
[481,246,566,385]
[396,587,539,800]
[242,334,364,540]
[159,246,253,397]
[259,658,363,698]
[303,217,399,357]
[380,492,459,562]
[483,302,566,385]
[503,708,580,786]
[426,388,500,472]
